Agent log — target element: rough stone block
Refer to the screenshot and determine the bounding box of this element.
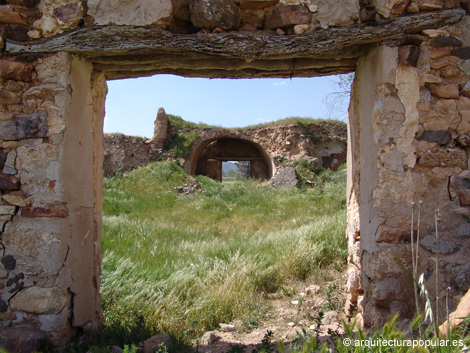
[0,5,27,25]
[451,47,470,60]
[311,0,358,28]
[418,147,467,168]
[431,36,463,48]
[269,167,298,188]
[3,149,17,175]
[373,0,410,18]
[0,205,16,215]
[2,194,28,207]
[239,0,278,9]
[0,59,32,81]
[38,307,71,332]
[264,5,311,29]
[398,45,420,67]
[462,81,470,99]
[420,235,460,254]
[172,0,191,20]
[439,288,470,337]
[0,174,19,191]
[190,0,241,30]
[450,170,470,205]
[456,135,470,147]
[376,225,412,243]
[240,9,265,29]
[0,88,21,105]
[88,0,172,26]
[10,286,68,314]
[142,333,171,353]
[455,223,470,238]
[418,130,451,145]
[430,84,460,99]
[0,327,46,353]
[1,255,16,270]
[0,112,48,141]
[21,206,68,218]
[362,247,411,281]
[53,4,83,26]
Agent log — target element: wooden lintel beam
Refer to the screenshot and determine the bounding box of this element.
[4,9,465,61]
[105,66,355,80]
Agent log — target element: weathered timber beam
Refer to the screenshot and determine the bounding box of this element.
[5,9,465,61]
[106,66,354,80]
[93,57,357,73]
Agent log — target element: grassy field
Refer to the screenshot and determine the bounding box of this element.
[98,161,347,348]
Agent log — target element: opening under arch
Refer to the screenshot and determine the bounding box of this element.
[186,137,274,181]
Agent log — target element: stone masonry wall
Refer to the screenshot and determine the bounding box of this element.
[346,17,470,327]
[0,53,105,345]
[103,120,347,178]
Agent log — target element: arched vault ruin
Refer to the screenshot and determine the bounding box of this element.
[186,136,274,181]
[0,0,469,346]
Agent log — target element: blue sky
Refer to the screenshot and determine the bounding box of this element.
[104,74,349,138]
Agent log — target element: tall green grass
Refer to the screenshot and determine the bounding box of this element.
[100,162,347,346]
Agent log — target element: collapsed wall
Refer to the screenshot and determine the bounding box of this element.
[103,113,348,179]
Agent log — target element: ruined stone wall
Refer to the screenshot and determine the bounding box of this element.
[183,122,347,176]
[346,17,470,327]
[103,134,153,177]
[0,0,469,346]
[0,52,105,345]
[103,121,347,178]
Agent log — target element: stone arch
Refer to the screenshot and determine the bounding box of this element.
[185,133,274,181]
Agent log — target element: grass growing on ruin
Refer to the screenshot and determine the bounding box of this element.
[99,161,347,347]
[245,116,346,129]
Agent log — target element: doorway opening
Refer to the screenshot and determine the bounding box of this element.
[100,74,351,347]
[222,161,251,181]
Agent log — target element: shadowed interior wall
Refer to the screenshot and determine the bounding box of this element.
[194,138,272,181]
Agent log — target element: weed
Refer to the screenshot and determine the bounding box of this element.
[165,130,200,157]
[252,330,275,353]
[123,345,138,353]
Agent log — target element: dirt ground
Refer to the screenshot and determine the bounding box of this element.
[194,274,349,353]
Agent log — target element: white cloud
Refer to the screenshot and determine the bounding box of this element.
[273,81,287,86]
